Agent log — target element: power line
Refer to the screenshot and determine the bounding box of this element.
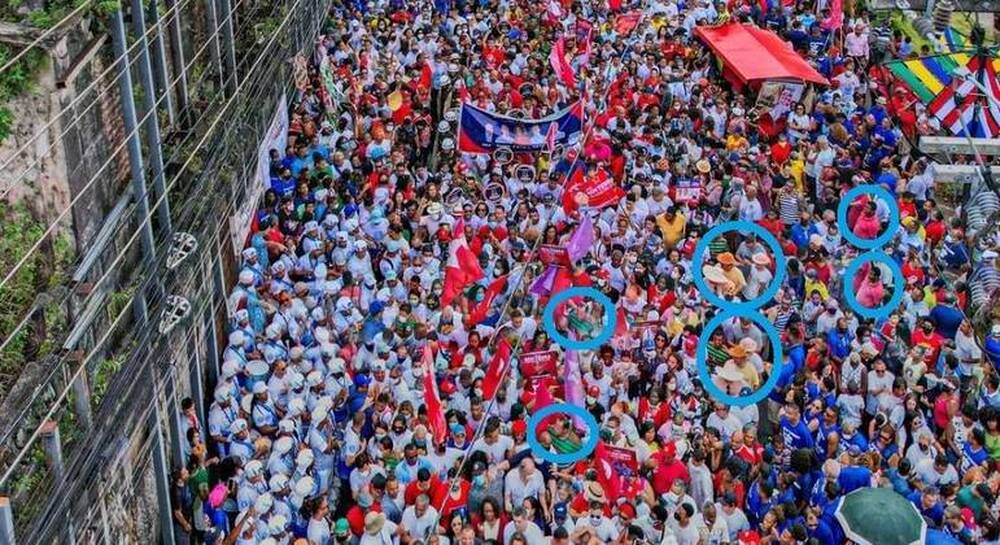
[0,0,307,490]
[0,0,253,305]
[0,0,195,185]
[0,0,95,75]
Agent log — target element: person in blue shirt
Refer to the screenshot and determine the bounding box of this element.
[826,321,854,363]
[908,486,945,526]
[985,325,1000,370]
[929,295,965,340]
[886,458,915,497]
[780,393,815,467]
[806,510,837,545]
[870,423,899,465]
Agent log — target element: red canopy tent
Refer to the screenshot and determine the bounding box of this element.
[694,23,828,91]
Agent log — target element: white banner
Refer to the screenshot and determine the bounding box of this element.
[756,81,804,121]
[230,93,288,254]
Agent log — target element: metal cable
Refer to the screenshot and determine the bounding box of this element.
[0,0,309,488]
[0,0,96,74]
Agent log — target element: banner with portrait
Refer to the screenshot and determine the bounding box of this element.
[457,100,584,153]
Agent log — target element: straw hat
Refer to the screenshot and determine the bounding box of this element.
[716,252,737,266]
[703,265,729,285]
[365,512,386,535]
[751,253,770,266]
[585,482,606,502]
[716,361,745,382]
[728,345,748,359]
[696,159,711,174]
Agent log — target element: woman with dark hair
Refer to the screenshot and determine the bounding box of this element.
[472,496,505,542]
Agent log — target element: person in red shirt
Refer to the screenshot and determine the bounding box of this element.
[911,316,945,367]
[404,467,446,506]
[652,441,689,496]
[346,489,381,536]
[770,133,793,164]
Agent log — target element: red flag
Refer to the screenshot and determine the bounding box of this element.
[563,167,626,215]
[482,337,513,400]
[422,345,447,445]
[549,36,576,88]
[442,219,485,307]
[469,275,507,326]
[614,12,641,35]
[608,0,622,11]
[594,442,623,500]
[613,306,629,338]
[418,62,433,93]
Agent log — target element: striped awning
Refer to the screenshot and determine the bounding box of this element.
[886,49,1000,138]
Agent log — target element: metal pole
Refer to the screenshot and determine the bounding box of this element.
[131,0,173,234]
[71,373,93,430]
[204,306,220,386]
[204,0,224,87]
[0,497,15,545]
[164,0,191,121]
[150,397,176,545]
[165,372,185,467]
[110,10,156,262]
[132,288,149,328]
[216,0,238,96]
[147,0,176,126]
[40,420,64,482]
[189,333,207,437]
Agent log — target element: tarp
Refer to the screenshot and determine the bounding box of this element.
[694,23,828,88]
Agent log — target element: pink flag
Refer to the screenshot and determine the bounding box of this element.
[442,218,485,307]
[822,0,844,30]
[549,36,576,89]
[422,345,447,445]
[530,265,559,297]
[566,215,595,264]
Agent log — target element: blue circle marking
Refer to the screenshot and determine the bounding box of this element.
[691,220,787,313]
[542,286,616,351]
[837,185,901,250]
[842,250,905,320]
[525,402,600,464]
[695,309,784,407]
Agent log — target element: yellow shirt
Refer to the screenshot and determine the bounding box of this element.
[804,278,829,300]
[735,359,760,389]
[722,266,746,295]
[656,212,687,248]
[790,158,806,194]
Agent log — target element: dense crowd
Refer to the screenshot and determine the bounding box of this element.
[166,0,1000,544]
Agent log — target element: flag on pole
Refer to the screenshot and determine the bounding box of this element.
[468,275,507,326]
[549,36,577,88]
[563,349,587,428]
[614,12,642,35]
[566,215,595,264]
[422,345,447,445]
[482,337,513,400]
[821,0,843,30]
[441,218,485,307]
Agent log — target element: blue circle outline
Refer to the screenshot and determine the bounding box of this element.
[695,309,784,407]
[691,220,788,313]
[837,185,900,250]
[541,286,616,351]
[525,402,600,464]
[842,250,905,320]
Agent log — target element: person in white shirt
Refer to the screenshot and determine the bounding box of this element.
[502,507,547,545]
[360,511,398,545]
[399,494,439,544]
[504,458,546,513]
[696,502,730,545]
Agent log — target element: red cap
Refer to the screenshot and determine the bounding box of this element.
[661,440,677,459]
[512,420,527,435]
[439,381,456,395]
[587,385,600,398]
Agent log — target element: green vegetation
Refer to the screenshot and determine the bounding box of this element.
[0,44,46,145]
[0,203,73,398]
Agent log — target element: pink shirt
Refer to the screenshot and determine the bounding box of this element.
[856,278,885,308]
[845,32,870,58]
[853,212,881,241]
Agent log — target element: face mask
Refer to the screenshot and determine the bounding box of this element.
[590,515,602,526]
[473,474,486,487]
